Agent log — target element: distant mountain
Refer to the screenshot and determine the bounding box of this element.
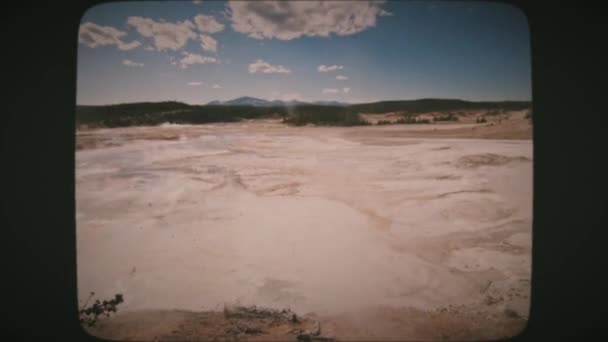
[312,100,349,106]
[206,97,348,107]
[276,100,310,106]
[207,96,276,107]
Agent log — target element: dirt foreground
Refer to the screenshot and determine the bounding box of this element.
[87,303,526,341]
[77,112,532,341]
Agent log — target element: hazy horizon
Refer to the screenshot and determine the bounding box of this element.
[77,1,531,106]
[76,96,532,107]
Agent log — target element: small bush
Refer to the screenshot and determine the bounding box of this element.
[476,116,487,123]
[399,116,417,124]
[433,113,459,122]
[394,116,432,124]
[486,109,501,116]
[376,120,392,125]
[79,292,124,327]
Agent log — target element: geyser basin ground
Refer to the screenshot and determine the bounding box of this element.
[76,120,532,340]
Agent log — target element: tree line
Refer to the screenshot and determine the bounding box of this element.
[76,99,531,128]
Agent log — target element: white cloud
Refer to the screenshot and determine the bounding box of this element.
[322,88,340,94]
[144,45,155,51]
[318,64,344,72]
[194,14,225,33]
[212,84,222,89]
[343,87,351,93]
[127,16,196,51]
[248,59,291,74]
[179,52,218,68]
[188,81,203,86]
[193,0,204,4]
[200,34,218,52]
[122,59,144,67]
[380,9,393,16]
[79,22,141,50]
[119,41,143,50]
[336,75,348,80]
[228,0,390,40]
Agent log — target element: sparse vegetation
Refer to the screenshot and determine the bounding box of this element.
[349,99,531,114]
[369,115,437,126]
[476,116,487,123]
[76,99,531,129]
[79,292,124,327]
[394,116,432,124]
[223,305,298,322]
[485,109,503,116]
[433,113,459,122]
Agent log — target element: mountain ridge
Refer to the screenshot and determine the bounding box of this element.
[206,96,349,107]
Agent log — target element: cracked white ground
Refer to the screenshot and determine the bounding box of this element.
[76,119,532,337]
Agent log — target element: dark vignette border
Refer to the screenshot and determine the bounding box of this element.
[5,0,607,341]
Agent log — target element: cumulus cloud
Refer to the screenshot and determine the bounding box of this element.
[212,84,222,89]
[194,14,225,33]
[118,41,142,50]
[248,59,291,74]
[228,0,389,40]
[318,64,343,72]
[79,22,141,50]
[127,16,196,51]
[322,88,340,94]
[179,52,217,68]
[336,75,348,80]
[122,59,144,67]
[343,87,351,93]
[188,81,203,86]
[200,34,218,52]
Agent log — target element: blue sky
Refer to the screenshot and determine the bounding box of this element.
[77,1,531,105]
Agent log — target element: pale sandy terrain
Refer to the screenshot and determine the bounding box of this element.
[77,115,532,341]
